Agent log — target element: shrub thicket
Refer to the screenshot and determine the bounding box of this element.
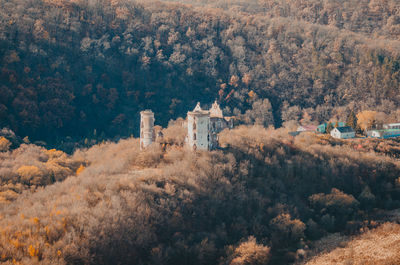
[0,125,399,264]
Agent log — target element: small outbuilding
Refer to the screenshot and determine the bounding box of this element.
[383,123,400,130]
[367,129,400,139]
[297,125,318,132]
[330,126,355,139]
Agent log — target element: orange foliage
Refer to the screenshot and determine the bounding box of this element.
[76,164,85,175]
[248,90,256,99]
[17,165,43,183]
[0,136,11,152]
[28,245,38,257]
[229,75,240,87]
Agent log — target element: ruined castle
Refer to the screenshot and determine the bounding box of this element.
[140,101,234,151]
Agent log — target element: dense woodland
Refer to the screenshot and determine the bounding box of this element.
[166,0,400,40]
[0,125,399,264]
[0,0,400,148]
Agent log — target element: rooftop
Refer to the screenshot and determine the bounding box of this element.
[188,102,209,116]
[335,126,355,133]
[298,125,318,131]
[140,109,154,115]
[385,123,400,126]
[368,129,400,132]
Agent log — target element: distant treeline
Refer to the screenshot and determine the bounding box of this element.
[163,0,400,41]
[0,125,399,264]
[1,0,400,148]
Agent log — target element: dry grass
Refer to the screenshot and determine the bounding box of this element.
[306,222,400,265]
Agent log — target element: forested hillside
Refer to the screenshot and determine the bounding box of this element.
[1,0,400,148]
[0,126,399,264]
[1,1,400,264]
[163,0,400,40]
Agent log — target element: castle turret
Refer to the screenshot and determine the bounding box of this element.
[140,110,155,150]
[209,100,226,150]
[187,102,210,150]
[209,100,223,119]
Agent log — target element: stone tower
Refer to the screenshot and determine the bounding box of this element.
[209,100,225,150]
[187,102,210,150]
[140,110,155,150]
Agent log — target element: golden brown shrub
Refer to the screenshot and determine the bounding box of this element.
[306,223,400,265]
[228,236,271,265]
[17,165,45,185]
[160,118,187,146]
[0,137,11,152]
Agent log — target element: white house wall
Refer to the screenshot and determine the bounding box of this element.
[330,128,355,139]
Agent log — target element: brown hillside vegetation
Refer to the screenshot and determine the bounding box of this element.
[0,126,399,264]
[306,222,400,265]
[0,144,84,205]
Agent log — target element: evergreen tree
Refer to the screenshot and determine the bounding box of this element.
[346,110,358,130]
[326,122,333,134]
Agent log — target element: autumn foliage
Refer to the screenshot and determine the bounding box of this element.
[1,0,400,149]
[0,125,399,264]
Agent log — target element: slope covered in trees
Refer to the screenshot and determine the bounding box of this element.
[162,0,400,41]
[0,126,399,264]
[1,0,400,148]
